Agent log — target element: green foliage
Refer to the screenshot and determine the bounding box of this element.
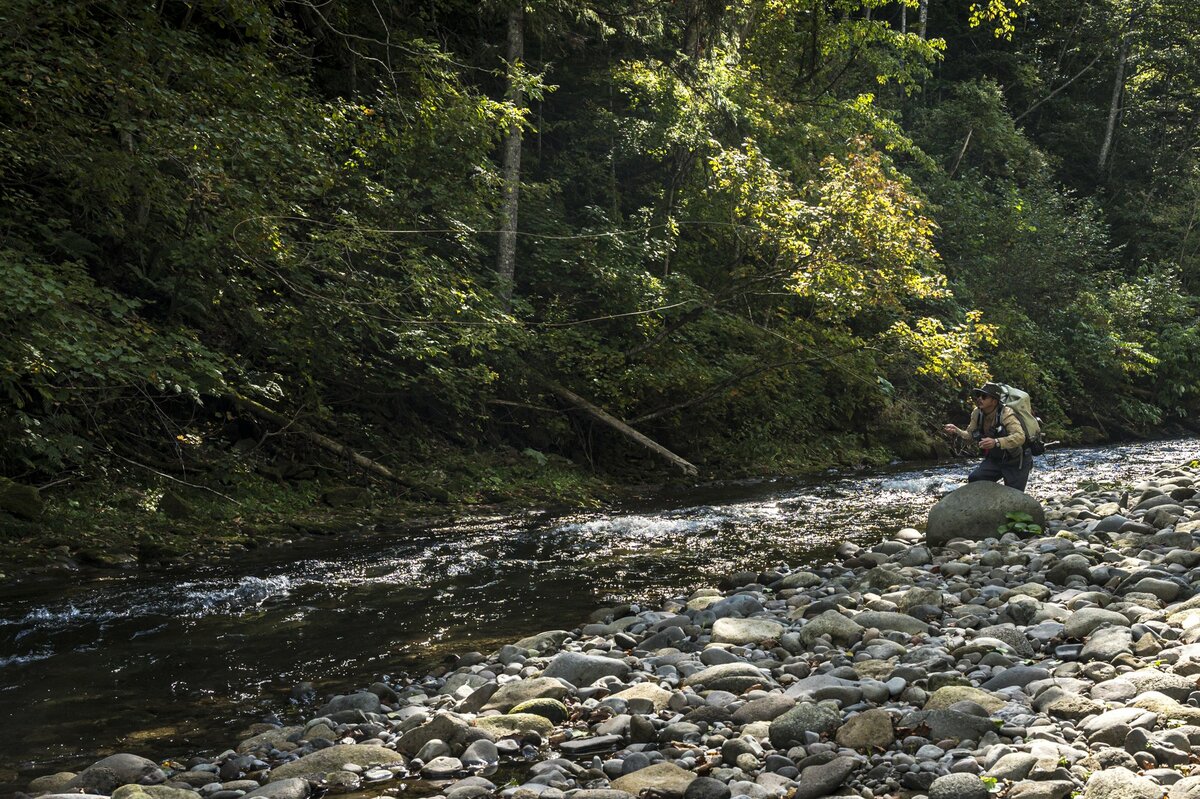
[998,511,1043,536]
[2,0,1198,489]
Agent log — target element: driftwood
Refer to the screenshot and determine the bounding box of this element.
[228,393,420,490]
[545,381,698,476]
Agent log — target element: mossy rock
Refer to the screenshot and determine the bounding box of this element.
[923,685,1006,713]
[473,713,554,738]
[321,487,372,508]
[158,491,195,519]
[137,537,187,562]
[510,698,570,724]
[77,549,138,568]
[0,477,43,520]
[0,512,42,539]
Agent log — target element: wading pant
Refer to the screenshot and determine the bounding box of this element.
[968,452,1033,492]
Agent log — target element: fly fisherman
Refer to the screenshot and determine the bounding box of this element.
[943,382,1033,492]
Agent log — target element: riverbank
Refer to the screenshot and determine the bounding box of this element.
[17,457,1200,799]
[0,436,899,585]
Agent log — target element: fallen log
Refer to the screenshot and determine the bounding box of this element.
[544,381,698,476]
[227,393,430,494]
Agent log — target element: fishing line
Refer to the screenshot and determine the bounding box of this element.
[229,215,767,329]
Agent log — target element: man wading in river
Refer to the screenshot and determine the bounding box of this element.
[943,382,1033,492]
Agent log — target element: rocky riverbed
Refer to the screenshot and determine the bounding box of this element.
[21,459,1200,799]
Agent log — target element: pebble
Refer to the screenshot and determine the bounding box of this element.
[28,463,1200,799]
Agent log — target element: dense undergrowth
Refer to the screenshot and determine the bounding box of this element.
[3,0,1200,568]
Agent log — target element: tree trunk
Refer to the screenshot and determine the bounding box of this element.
[496,4,524,309]
[900,3,906,34]
[1098,29,1131,175]
[949,127,973,177]
[918,0,928,39]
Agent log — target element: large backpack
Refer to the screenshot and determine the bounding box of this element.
[996,384,1046,456]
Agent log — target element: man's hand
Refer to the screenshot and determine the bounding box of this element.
[943,424,959,434]
[979,437,997,449]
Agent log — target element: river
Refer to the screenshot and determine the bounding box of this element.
[1,438,1197,788]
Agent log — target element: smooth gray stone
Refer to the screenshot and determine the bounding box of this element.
[854,611,929,634]
[1122,668,1195,701]
[929,773,990,799]
[700,647,745,666]
[926,482,1045,546]
[684,663,774,693]
[461,739,499,766]
[731,694,795,724]
[981,666,1049,691]
[1169,776,1200,799]
[1133,495,1179,512]
[768,703,842,748]
[1047,554,1092,585]
[800,610,864,645]
[975,625,1035,658]
[984,753,1038,781]
[707,594,765,619]
[1095,514,1130,532]
[919,710,995,744]
[242,784,311,799]
[67,755,167,795]
[456,681,498,713]
[785,674,861,701]
[1082,767,1161,799]
[420,757,463,779]
[558,735,624,755]
[1081,625,1132,661]
[511,629,572,653]
[542,651,631,687]
[684,777,731,799]
[316,692,381,717]
[1007,780,1076,799]
[1064,608,1129,639]
[1127,577,1182,601]
[793,756,857,799]
[1090,679,1137,703]
[1081,708,1158,744]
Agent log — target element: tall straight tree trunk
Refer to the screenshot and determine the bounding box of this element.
[918,0,928,39]
[496,4,524,309]
[1098,28,1131,175]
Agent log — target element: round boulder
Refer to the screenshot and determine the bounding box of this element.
[835,708,895,750]
[267,744,403,782]
[926,481,1045,547]
[66,755,166,795]
[712,617,785,645]
[929,773,990,799]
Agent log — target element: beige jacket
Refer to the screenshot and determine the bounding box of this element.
[955,406,1026,454]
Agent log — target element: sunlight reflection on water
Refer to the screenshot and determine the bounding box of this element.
[0,437,1195,784]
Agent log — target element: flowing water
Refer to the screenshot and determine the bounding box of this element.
[1,439,1197,787]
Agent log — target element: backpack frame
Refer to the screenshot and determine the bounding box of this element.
[996,384,1046,456]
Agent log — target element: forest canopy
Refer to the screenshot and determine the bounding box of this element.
[2,0,1199,488]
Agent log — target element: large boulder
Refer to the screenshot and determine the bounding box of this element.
[0,477,42,520]
[926,482,1045,547]
[66,755,166,795]
[268,744,403,782]
[610,763,696,796]
[541,651,630,686]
